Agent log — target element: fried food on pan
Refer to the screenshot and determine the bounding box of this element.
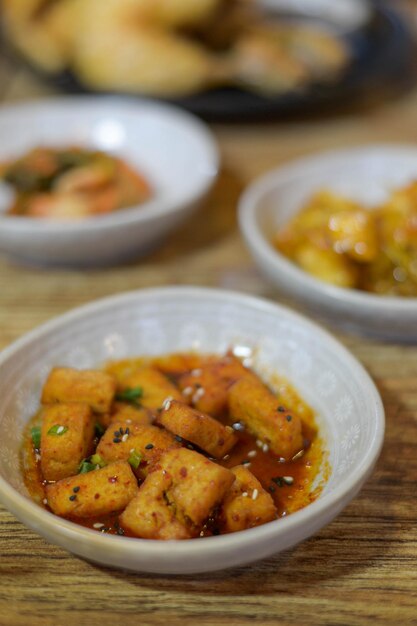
[229,23,349,95]
[3,0,350,97]
[3,0,77,73]
[71,0,222,96]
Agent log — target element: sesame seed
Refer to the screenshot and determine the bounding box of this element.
[57,426,65,435]
[222,454,230,460]
[162,396,173,410]
[262,443,269,453]
[242,492,248,497]
[232,422,245,431]
[252,489,259,500]
[283,476,294,485]
[43,498,48,505]
[191,369,202,376]
[256,439,263,448]
[182,386,193,396]
[192,387,205,403]
[247,450,257,458]
[279,457,286,463]
[93,523,104,529]
[145,443,154,450]
[292,450,304,461]
[199,530,205,537]
[242,461,251,468]
[122,433,129,442]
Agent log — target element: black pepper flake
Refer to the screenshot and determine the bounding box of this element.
[187,444,194,450]
[268,485,276,493]
[286,415,292,422]
[113,437,122,443]
[175,435,183,443]
[69,494,77,501]
[272,476,284,487]
[277,406,286,412]
[117,527,125,536]
[145,443,154,450]
[114,430,121,437]
[125,427,130,435]
[73,486,80,493]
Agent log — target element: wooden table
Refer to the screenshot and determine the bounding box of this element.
[0,38,417,626]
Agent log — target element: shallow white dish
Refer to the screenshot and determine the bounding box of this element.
[0,287,384,574]
[0,97,218,267]
[239,145,417,341]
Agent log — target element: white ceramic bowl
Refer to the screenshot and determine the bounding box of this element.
[0,97,218,267]
[0,287,384,574]
[239,145,417,342]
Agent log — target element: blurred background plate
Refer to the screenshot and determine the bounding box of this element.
[2,1,415,122]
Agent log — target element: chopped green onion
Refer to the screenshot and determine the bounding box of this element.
[78,454,106,474]
[115,386,143,406]
[47,424,68,436]
[95,422,105,437]
[90,453,106,468]
[128,450,142,470]
[78,460,96,474]
[31,426,41,449]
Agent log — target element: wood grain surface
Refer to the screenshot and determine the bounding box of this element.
[0,30,417,626]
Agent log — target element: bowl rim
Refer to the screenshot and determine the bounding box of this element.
[0,96,219,233]
[0,286,385,561]
[239,143,417,313]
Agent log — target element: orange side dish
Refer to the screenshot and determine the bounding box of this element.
[21,351,327,539]
[273,182,417,297]
[1,146,152,219]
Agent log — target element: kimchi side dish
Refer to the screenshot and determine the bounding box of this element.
[0,146,152,219]
[21,351,326,540]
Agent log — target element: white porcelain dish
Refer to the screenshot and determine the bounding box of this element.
[0,98,218,267]
[260,0,371,33]
[239,145,417,342]
[0,287,384,574]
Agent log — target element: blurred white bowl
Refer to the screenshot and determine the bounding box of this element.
[0,97,218,267]
[260,0,371,33]
[0,287,384,574]
[239,145,417,342]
